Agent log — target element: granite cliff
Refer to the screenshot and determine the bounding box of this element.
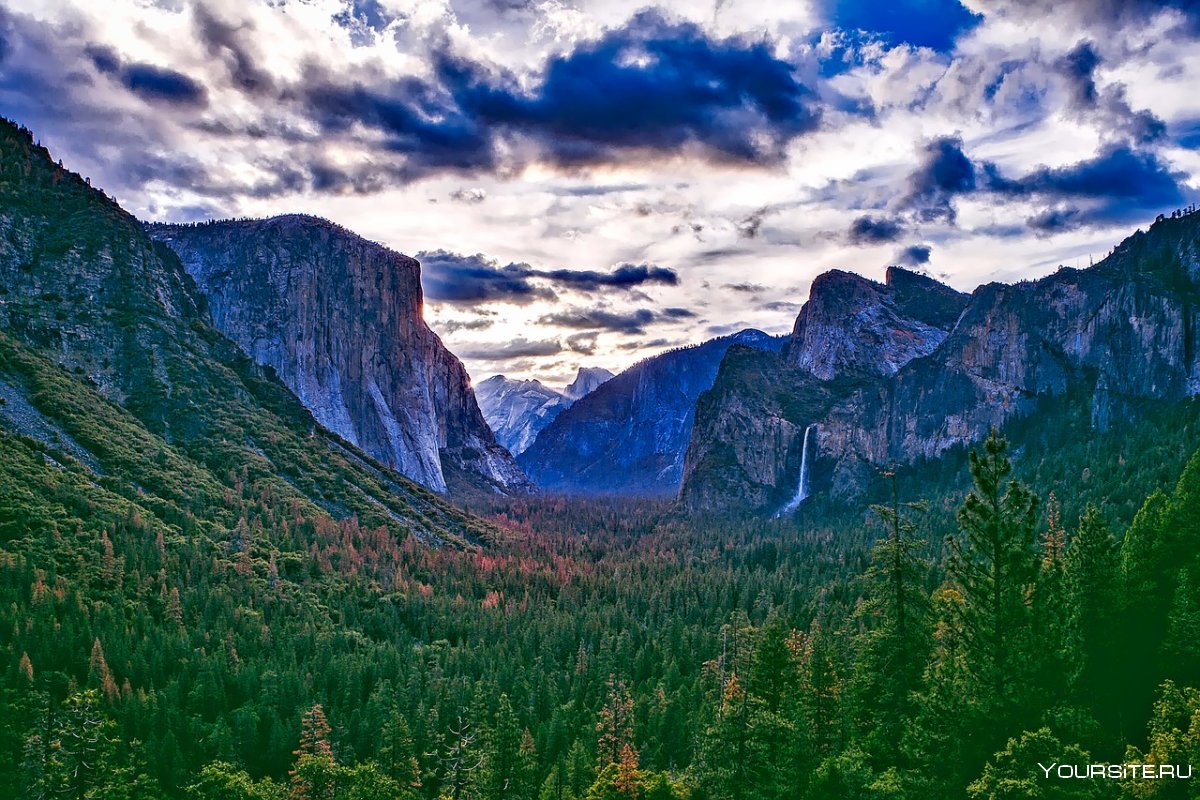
[148,217,529,496]
[680,217,1200,514]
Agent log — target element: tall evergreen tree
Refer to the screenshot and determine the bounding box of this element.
[849,474,931,768]
[1064,504,1122,741]
[945,433,1039,737]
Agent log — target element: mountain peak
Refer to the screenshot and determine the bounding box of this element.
[787,266,968,380]
[563,366,615,400]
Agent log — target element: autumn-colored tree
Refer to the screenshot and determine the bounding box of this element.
[290,705,335,800]
[595,679,634,768]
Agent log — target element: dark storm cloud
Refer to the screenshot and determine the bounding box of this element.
[301,79,497,179]
[847,215,905,244]
[418,251,681,307]
[193,6,274,94]
[538,308,657,335]
[894,132,1187,233]
[985,145,1185,209]
[86,44,207,107]
[1026,206,1084,234]
[430,10,824,167]
[895,244,933,265]
[418,251,557,306]
[819,0,982,52]
[1057,41,1100,109]
[302,9,825,177]
[979,145,1188,231]
[900,135,977,222]
[537,305,697,335]
[536,263,679,291]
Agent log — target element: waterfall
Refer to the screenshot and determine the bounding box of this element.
[777,424,816,516]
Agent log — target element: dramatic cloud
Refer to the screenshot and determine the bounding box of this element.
[535,263,679,291]
[895,244,932,265]
[848,215,905,244]
[419,251,557,306]
[86,44,207,107]
[1057,41,1101,110]
[296,9,825,180]
[1055,40,1166,145]
[537,306,695,335]
[418,251,680,307]
[900,135,977,223]
[985,145,1187,227]
[192,5,273,94]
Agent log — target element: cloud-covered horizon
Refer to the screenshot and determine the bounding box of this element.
[1,0,1197,383]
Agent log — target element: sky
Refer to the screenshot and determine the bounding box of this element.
[1,0,1198,386]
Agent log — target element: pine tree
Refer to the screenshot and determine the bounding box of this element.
[1064,504,1122,738]
[595,679,634,768]
[946,432,1039,736]
[614,744,640,800]
[379,707,421,790]
[849,474,931,767]
[1028,493,1075,713]
[482,694,525,800]
[290,705,336,800]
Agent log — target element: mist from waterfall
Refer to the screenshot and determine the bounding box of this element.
[777,424,816,516]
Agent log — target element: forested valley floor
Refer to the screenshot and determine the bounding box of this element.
[5,404,1200,800]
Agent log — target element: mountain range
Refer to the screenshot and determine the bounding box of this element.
[475,367,613,456]
[680,214,1200,514]
[518,329,786,495]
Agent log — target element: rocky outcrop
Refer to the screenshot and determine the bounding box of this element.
[476,367,613,456]
[786,267,967,378]
[147,216,529,495]
[679,214,1200,514]
[519,329,785,495]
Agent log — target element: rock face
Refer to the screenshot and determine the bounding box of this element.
[0,118,489,541]
[787,267,968,379]
[476,367,613,456]
[563,367,615,400]
[680,215,1200,514]
[519,329,785,495]
[147,217,529,495]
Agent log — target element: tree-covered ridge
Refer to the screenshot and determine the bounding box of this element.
[0,117,492,544]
